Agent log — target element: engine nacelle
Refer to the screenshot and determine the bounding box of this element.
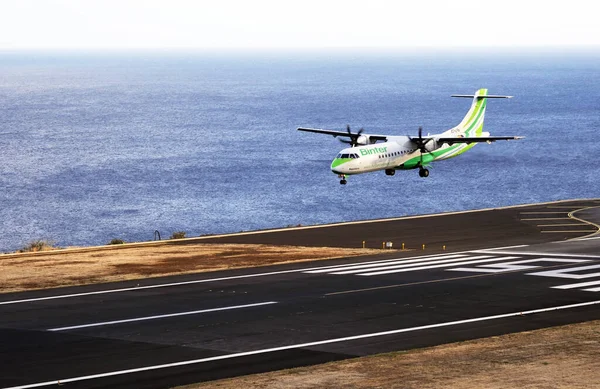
[423,139,440,152]
[355,134,370,145]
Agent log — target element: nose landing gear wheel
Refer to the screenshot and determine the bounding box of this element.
[418,167,429,177]
[340,179,347,185]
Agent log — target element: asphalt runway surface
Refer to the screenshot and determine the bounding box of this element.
[1,199,600,389]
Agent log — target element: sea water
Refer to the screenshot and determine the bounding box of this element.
[0,50,599,252]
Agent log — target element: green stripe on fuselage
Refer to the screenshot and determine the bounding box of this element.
[331,158,352,169]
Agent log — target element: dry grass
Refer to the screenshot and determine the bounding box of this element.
[178,320,600,389]
[0,243,379,293]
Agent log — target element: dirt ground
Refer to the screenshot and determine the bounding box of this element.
[179,320,600,389]
[0,242,379,293]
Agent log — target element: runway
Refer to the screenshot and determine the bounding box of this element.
[1,199,600,389]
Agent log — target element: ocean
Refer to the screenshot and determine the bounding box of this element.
[1,50,599,252]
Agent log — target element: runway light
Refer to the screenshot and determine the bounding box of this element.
[422,244,426,250]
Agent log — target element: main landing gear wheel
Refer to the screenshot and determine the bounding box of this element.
[385,169,396,176]
[418,167,429,177]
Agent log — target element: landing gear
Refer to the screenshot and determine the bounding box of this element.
[340,179,347,185]
[338,174,347,185]
[385,169,396,176]
[418,167,430,178]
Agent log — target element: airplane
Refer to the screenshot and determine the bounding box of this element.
[298,88,523,185]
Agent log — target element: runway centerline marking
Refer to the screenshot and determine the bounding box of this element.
[7,299,600,389]
[46,301,277,332]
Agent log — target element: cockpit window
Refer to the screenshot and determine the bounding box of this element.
[353,153,359,158]
[341,154,350,158]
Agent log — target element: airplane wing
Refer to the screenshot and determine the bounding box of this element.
[435,136,523,145]
[297,127,388,142]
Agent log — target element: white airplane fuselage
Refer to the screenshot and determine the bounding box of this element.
[331,133,487,175]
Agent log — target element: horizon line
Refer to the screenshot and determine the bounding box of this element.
[1,45,600,53]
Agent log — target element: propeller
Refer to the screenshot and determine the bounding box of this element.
[339,124,365,147]
[409,126,434,167]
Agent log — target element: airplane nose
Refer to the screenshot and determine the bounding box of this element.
[331,158,350,174]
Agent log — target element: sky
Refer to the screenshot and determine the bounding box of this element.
[0,0,599,50]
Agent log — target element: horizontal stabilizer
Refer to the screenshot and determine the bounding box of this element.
[451,94,513,99]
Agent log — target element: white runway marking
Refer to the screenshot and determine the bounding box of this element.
[520,217,571,221]
[304,254,470,274]
[359,256,519,276]
[528,264,600,279]
[483,244,529,250]
[7,299,600,389]
[47,301,277,332]
[552,280,600,290]
[472,250,600,259]
[574,235,600,241]
[333,255,496,275]
[449,258,589,274]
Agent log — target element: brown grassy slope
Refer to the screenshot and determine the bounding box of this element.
[178,320,600,389]
[0,243,379,293]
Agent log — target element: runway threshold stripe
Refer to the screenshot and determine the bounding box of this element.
[358,256,519,276]
[305,254,469,274]
[553,280,600,290]
[472,250,600,259]
[583,287,600,292]
[7,299,600,389]
[46,301,277,332]
[332,255,495,275]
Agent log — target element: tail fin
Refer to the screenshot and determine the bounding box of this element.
[450,89,512,137]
